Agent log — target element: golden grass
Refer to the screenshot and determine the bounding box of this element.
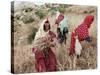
[12,3,97,73]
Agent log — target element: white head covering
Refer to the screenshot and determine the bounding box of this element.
[34,18,50,41]
[32,18,51,50]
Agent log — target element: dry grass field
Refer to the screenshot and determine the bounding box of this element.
[11,2,97,74]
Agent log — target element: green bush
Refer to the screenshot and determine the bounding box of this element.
[48,7,57,15]
[22,7,33,12]
[48,5,65,15]
[15,14,21,20]
[21,15,35,24]
[57,5,65,13]
[35,10,46,19]
[28,28,38,44]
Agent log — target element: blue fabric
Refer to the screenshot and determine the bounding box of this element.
[59,16,68,34]
[85,37,92,42]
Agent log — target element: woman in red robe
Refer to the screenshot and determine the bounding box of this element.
[32,18,57,72]
[69,15,94,55]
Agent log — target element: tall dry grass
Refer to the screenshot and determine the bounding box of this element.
[12,2,97,73]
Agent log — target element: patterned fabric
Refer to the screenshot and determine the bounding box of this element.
[69,15,94,55]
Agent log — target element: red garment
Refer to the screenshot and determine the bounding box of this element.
[49,31,56,38]
[32,31,57,72]
[69,15,94,55]
[49,31,56,42]
[34,48,57,72]
[55,13,64,25]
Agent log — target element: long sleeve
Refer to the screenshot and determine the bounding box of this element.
[69,31,76,55]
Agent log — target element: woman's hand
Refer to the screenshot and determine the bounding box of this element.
[32,47,37,53]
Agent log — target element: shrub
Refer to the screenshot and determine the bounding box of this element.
[21,15,35,24]
[28,27,38,44]
[48,5,66,15]
[57,5,66,13]
[48,7,57,15]
[35,10,46,19]
[22,7,33,13]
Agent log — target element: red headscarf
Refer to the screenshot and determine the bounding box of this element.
[69,15,94,55]
[83,15,94,28]
[55,13,64,25]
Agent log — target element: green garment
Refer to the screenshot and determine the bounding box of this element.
[59,16,68,34]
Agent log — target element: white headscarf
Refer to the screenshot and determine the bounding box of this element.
[33,19,50,50]
[34,19,50,40]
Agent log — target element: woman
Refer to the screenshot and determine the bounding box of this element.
[69,15,94,55]
[32,18,57,72]
[55,12,69,44]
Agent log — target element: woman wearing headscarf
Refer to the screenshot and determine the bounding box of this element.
[69,15,94,55]
[32,18,57,72]
[55,12,69,44]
